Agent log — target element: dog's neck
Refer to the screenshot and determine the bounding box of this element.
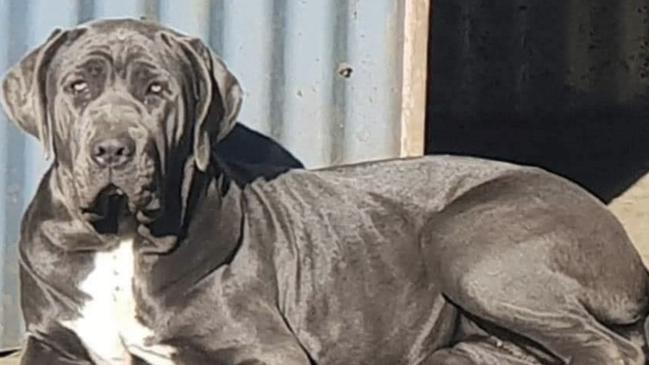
[23,160,244,318]
[131,161,245,302]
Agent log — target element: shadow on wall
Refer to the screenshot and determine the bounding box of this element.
[216,123,304,185]
[426,0,649,203]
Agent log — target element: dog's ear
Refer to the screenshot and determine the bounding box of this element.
[160,32,243,172]
[0,28,79,159]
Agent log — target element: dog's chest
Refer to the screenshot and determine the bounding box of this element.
[61,239,176,365]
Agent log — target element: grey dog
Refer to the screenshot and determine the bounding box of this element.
[1,18,649,365]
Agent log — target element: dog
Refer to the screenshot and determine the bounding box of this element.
[2,18,649,365]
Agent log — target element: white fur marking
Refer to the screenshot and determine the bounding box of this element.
[62,239,176,365]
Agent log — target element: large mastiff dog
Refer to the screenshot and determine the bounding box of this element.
[2,19,649,365]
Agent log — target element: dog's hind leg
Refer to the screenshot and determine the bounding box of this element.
[447,261,646,365]
[425,176,649,364]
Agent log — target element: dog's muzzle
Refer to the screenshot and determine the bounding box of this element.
[77,114,160,229]
[90,133,136,169]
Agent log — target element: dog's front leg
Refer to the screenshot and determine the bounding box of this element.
[177,351,314,365]
[20,337,93,365]
[171,342,313,365]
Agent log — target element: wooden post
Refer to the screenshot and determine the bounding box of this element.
[400,0,431,157]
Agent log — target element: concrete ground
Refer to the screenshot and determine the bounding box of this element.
[609,172,649,267]
[0,351,19,365]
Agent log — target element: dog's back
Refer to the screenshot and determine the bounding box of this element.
[237,155,649,364]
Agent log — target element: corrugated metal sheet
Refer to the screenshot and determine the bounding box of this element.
[0,0,405,347]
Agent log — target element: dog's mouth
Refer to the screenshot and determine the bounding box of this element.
[80,182,163,234]
[81,184,135,234]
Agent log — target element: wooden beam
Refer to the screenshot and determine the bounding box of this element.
[400,0,431,157]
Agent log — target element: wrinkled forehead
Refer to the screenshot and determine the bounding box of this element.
[52,27,180,77]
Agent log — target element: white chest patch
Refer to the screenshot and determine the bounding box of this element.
[61,239,177,365]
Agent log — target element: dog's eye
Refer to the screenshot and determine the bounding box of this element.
[147,82,163,95]
[69,80,89,94]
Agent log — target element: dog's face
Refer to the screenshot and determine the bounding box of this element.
[1,19,242,230]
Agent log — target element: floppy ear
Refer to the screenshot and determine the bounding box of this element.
[160,32,243,172]
[0,28,73,159]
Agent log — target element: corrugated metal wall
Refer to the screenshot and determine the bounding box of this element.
[0,0,405,348]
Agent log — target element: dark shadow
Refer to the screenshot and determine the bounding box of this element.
[0,348,19,359]
[215,122,304,185]
[426,0,649,203]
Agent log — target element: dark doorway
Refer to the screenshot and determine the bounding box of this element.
[425,0,649,203]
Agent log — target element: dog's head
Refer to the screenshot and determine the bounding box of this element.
[1,19,242,236]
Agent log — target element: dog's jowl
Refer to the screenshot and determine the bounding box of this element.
[2,19,649,365]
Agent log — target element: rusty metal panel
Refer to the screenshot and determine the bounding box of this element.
[0,0,405,348]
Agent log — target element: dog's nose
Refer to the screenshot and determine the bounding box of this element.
[91,136,136,168]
